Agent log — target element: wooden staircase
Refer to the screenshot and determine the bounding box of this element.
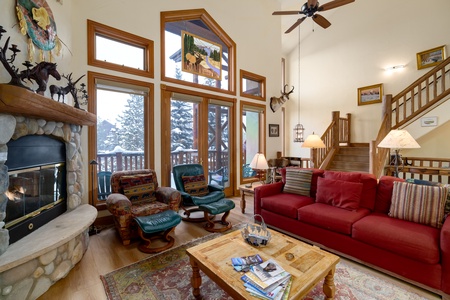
[327,145,370,173]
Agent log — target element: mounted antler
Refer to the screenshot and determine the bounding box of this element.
[270,84,295,113]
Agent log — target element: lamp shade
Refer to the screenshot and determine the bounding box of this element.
[249,153,269,170]
[302,134,326,149]
[378,129,420,149]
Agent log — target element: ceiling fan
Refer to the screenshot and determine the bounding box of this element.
[273,0,355,34]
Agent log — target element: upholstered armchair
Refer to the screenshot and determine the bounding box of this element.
[172,163,225,221]
[106,169,181,245]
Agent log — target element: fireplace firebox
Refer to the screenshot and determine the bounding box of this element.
[5,135,67,244]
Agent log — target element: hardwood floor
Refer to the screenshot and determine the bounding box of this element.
[38,197,253,300]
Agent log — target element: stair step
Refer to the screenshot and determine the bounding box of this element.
[333,154,368,162]
[327,146,370,173]
[338,147,369,155]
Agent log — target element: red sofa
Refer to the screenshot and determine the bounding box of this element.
[254,168,450,299]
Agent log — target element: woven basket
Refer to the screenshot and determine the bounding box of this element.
[241,214,271,247]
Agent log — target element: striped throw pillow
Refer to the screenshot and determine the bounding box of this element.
[389,181,448,228]
[283,169,313,197]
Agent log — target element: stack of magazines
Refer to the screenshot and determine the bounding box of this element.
[232,256,292,299]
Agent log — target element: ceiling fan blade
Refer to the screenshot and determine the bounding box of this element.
[307,0,318,8]
[313,14,331,29]
[272,10,303,15]
[319,0,355,12]
[285,17,307,34]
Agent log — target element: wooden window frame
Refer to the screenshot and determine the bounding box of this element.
[87,19,154,78]
[240,69,266,101]
[240,101,266,185]
[87,71,154,209]
[160,9,236,96]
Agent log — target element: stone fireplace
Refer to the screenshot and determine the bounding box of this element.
[0,84,97,299]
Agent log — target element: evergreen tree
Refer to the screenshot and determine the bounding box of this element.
[171,100,194,151]
[116,94,144,151]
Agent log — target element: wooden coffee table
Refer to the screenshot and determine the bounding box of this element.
[186,229,340,299]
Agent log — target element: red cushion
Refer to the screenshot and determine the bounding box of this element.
[352,213,440,264]
[298,203,370,235]
[316,177,363,210]
[261,194,313,219]
[325,171,378,210]
[374,176,405,214]
[324,170,361,182]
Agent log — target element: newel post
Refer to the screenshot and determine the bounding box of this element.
[331,111,340,148]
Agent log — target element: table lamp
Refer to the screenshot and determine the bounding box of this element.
[377,129,420,177]
[249,152,269,186]
[302,133,326,168]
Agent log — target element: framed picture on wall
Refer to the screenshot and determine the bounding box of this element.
[357,83,383,106]
[269,124,279,137]
[416,45,446,70]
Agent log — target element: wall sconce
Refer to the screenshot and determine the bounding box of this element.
[385,65,405,72]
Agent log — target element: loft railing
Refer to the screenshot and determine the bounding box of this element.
[371,57,450,178]
[314,111,351,168]
[384,157,450,184]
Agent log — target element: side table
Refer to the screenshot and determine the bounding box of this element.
[238,182,262,214]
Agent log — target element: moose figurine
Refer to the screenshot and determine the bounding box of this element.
[270,84,294,112]
[50,73,85,104]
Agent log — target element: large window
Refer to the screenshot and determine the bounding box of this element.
[87,20,154,78]
[161,9,236,95]
[88,72,154,208]
[240,101,266,185]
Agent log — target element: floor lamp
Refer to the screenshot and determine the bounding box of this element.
[302,133,326,168]
[378,129,420,177]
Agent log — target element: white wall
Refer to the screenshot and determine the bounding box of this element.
[285,0,450,159]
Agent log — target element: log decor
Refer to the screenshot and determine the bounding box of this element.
[0,84,96,126]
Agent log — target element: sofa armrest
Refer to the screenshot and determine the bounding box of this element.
[254,181,284,215]
[441,216,450,294]
[106,193,132,216]
[156,187,181,211]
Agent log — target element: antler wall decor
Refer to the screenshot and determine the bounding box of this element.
[270,84,294,113]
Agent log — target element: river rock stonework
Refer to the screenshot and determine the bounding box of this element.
[0,113,94,300]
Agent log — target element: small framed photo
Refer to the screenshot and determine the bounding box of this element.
[421,116,438,127]
[269,124,279,137]
[357,83,383,106]
[416,45,446,70]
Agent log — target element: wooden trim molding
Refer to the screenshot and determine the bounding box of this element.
[87,20,154,78]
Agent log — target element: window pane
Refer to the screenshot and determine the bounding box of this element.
[96,35,145,70]
[242,110,260,179]
[242,78,262,97]
[96,89,145,174]
[165,21,229,90]
[208,104,230,188]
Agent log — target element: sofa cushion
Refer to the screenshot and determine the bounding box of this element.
[406,179,450,220]
[298,203,370,235]
[352,213,440,264]
[261,193,314,219]
[316,177,363,210]
[374,176,405,214]
[389,181,447,228]
[280,168,324,198]
[283,169,313,196]
[120,174,156,202]
[324,171,378,210]
[182,174,209,197]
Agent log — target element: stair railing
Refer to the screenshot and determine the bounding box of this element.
[370,57,450,178]
[315,111,351,169]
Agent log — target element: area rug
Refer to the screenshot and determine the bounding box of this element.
[101,233,433,300]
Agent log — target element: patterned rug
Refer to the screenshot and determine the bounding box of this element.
[101,232,434,300]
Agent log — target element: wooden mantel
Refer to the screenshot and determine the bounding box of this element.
[0,84,96,126]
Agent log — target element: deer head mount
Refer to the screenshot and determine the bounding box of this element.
[270,84,294,113]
